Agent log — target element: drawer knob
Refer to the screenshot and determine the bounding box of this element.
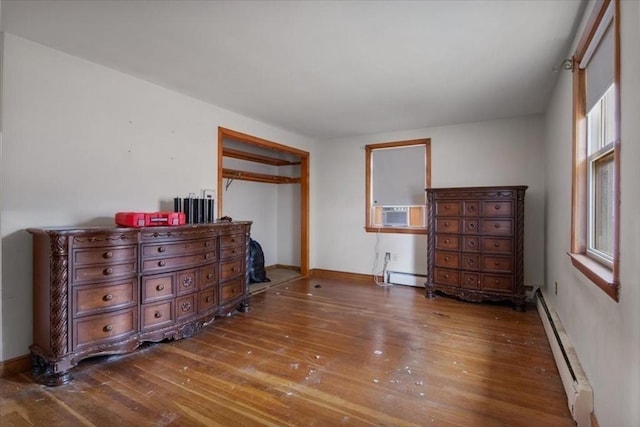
[183,277,193,287]
[103,294,113,302]
[467,259,475,265]
[469,205,476,211]
[495,261,500,266]
[206,296,212,303]
[181,301,192,312]
[158,246,166,253]
[495,280,500,284]
[231,238,236,243]
[158,260,166,267]
[468,223,476,229]
[205,241,211,247]
[154,311,163,319]
[444,256,450,261]
[103,324,113,332]
[445,205,450,210]
[104,268,113,275]
[467,277,474,283]
[444,221,450,227]
[156,284,164,291]
[494,242,501,247]
[494,223,500,228]
[444,274,450,279]
[207,273,213,280]
[205,253,211,259]
[231,288,236,294]
[231,249,236,254]
[444,239,450,244]
[494,205,501,210]
[103,251,113,259]
[469,241,476,247]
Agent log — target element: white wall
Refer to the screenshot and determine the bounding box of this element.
[313,115,545,288]
[543,1,640,425]
[0,33,315,360]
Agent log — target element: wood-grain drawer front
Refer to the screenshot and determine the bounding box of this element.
[141,252,216,273]
[481,219,513,236]
[435,252,459,268]
[462,236,480,252]
[199,264,218,289]
[141,301,174,330]
[74,261,137,283]
[482,256,514,273]
[177,269,198,295]
[435,235,460,251]
[481,274,514,293]
[72,232,138,248]
[74,246,137,266]
[435,202,461,217]
[433,268,460,286]
[220,244,244,260]
[220,259,243,281]
[463,202,480,217]
[462,273,481,289]
[74,308,137,350]
[75,280,136,317]
[220,234,244,248]
[461,254,480,270]
[482,201,513,217]
[482,238,513,254]
[220,278,244,304]
[176,294,197,320]
[198,289,217,313]
[142,239,216,258]
[436,219,460,233]
[463,219,479,234]
[142,274,174,303]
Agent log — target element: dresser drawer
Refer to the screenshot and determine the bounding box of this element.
[220,244,244,260]
[198,288,217,313]
[433,268,460,286]
[435,201,461,217]
[462,273,481,289]
[462,219,479,234]
[73,308,137,350]
[73,261,137,283]
[482,237,513,253]
[220,278,244,304]
[436,219,460,233]
[462,236,480,252]
[435,252,459,268]
[480,274,514,293]
[199,264,217,289]
[461,254,480,270]
[481,219,513,236]
[435,235,460,251]
[177,269,197,295]
[72,232,138,248]
[141,252,216,273]
[74,280,137,317]
[176,294,197,320]
[141,301,174,330]
[482,201,513,217]
[142,239,216,258]
[73,245,137,266]
[141,273,174,303]
[220,258,243,281]
[463,202,480,216]
[482,255,514,272]
[220,234,244,247]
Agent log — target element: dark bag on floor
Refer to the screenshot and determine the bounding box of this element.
[248,239,270,284]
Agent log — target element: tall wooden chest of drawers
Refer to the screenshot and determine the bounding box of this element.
[28,222,251,386]
[425,186,527,310]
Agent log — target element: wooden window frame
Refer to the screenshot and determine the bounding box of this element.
[365,138,431,234]
[569,0,621,301]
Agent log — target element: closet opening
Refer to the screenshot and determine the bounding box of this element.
[217,127,309,294]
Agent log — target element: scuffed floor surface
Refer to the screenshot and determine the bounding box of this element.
[1,277,575,426]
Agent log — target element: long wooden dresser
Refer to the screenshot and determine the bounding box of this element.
[27,222,251,386]
[425,186,527,311]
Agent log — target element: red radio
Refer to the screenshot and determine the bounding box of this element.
[115,212,186,227]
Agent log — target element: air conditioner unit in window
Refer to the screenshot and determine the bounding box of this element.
[381,206,409,227]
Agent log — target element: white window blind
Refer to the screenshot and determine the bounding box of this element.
[580,2,614,112]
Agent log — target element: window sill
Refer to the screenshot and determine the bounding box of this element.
[365,226,427,235]
[568,252,619,301]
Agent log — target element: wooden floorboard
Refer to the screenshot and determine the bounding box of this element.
[1,277,575,426]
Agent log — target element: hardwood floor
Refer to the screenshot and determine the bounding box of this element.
[1,277,574,426]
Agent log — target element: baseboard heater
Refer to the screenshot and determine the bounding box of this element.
[536,290,593,426]
[386,271,426,288]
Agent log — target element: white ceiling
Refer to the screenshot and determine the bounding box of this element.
[1,0,585,140]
